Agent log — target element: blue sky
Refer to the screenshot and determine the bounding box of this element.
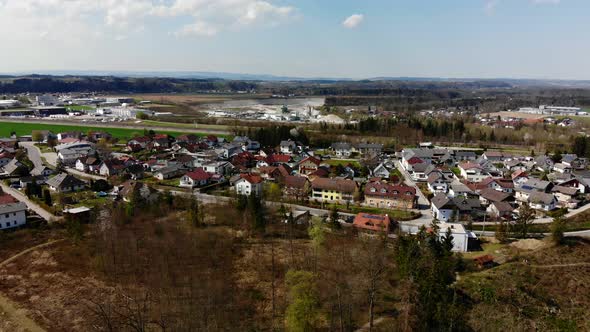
[0,0,587,79]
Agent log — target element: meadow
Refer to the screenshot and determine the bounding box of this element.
[0,121,193,140]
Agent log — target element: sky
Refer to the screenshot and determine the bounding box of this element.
[0,0,588,80]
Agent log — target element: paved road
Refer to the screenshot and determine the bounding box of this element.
[394,160,433,226]
[473,229,590,238]
[0,183,59,222]
[64,167,106,181]
[19,142,44,169]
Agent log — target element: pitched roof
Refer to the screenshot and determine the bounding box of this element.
[0,193,18,205]
[353,213,391,233]
[311,178,357,193]
[511,170,528,180]
[528,192,556,205]
[365,181,416,201]
[491,201,513,213]
[479,188,512,202]
[239,173,263,184]
[185,168,212,181]
[431,193,453,209]
[46,173,86,188]
[283,175,309,189]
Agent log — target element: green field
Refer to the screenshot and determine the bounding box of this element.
[0,121,206,140]
[65,105,95,111]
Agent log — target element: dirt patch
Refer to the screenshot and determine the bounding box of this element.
[510,238,546,251]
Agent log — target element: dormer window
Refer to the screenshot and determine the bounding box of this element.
[393,190,398,194]
[370,187,376,193]
[380,188,386,193]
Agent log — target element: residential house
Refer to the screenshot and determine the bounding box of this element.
[99,160,126,177]
[458,162,489,182]
[353,213,391,233]
[280,140,297,154]
[553,163,572,174]
[354,143,383,156]
[0,194,27,230]
[448,182,475,198]
[235,173,263,196]
[562,154,586,170]
[115,180,158,203]
[372,163,391,178]
[427,172,449,194]
[154,165,185,180]
[511,170,529,186]
[282,175,310,201]
[534,155,554,172]
[521,178,553,193]
[2,159,27,177]
[436,223,473,252]
[364,181,416,209]
[180,168,212,188]
[176,134,200,145]
[202,161,233,176]
[551,186,579,207]
[453,151,477,162]
[331,142,353,158]
[482,151,509,162]
[528,192,557,211]
[487,201,514,220]
[478,188,513,206]
[299,156,322,176]
[410,162,434,182]
[127,137,151,150]
[0,152,14,167]
[46,173,86,193]
[431,193,481,222]
[75,156,101,173]
[311,178,358,203]
[30,165,53,178]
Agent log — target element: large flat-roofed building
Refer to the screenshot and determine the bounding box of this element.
[32,106,68,117]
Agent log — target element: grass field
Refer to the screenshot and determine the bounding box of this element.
[65,105,95,111]
[141,120,230,131]
[0,121,200,140]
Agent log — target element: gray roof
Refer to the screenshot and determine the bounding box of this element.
[431,193,453,209]
[331,142,352,150]
[528,192,556,205]
[0,202,27,214]
[522,178,552,191]
[46,173,86,189]
[3,159,23,174]
[31,165,53,176]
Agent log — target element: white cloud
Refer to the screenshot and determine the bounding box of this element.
[0,0,298,39]
[174,21,218,37]
[342,14,364,29]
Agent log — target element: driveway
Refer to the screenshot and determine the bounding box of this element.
[394,160,433,226]
[0,182,59,222]
[19,141,57,167]
[19,141,44,169]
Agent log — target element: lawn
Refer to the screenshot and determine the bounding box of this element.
[0,121,208,140]
[65,105,95,111]
[324,159,362,168]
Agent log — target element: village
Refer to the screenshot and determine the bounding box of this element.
[1,121,589,254]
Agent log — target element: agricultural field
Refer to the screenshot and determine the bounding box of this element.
[0,121,193,140]
[124,93,269,106]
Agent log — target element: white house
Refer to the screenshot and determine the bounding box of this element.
[437,222,473,252]
[431,194,455,222]
[202,161,233,175]
[235,174,263,196]
[280,140,297,154]
[0,201,27,230]
[528,192,557,211]
[179,169,212,188]
[458,162,489,182]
